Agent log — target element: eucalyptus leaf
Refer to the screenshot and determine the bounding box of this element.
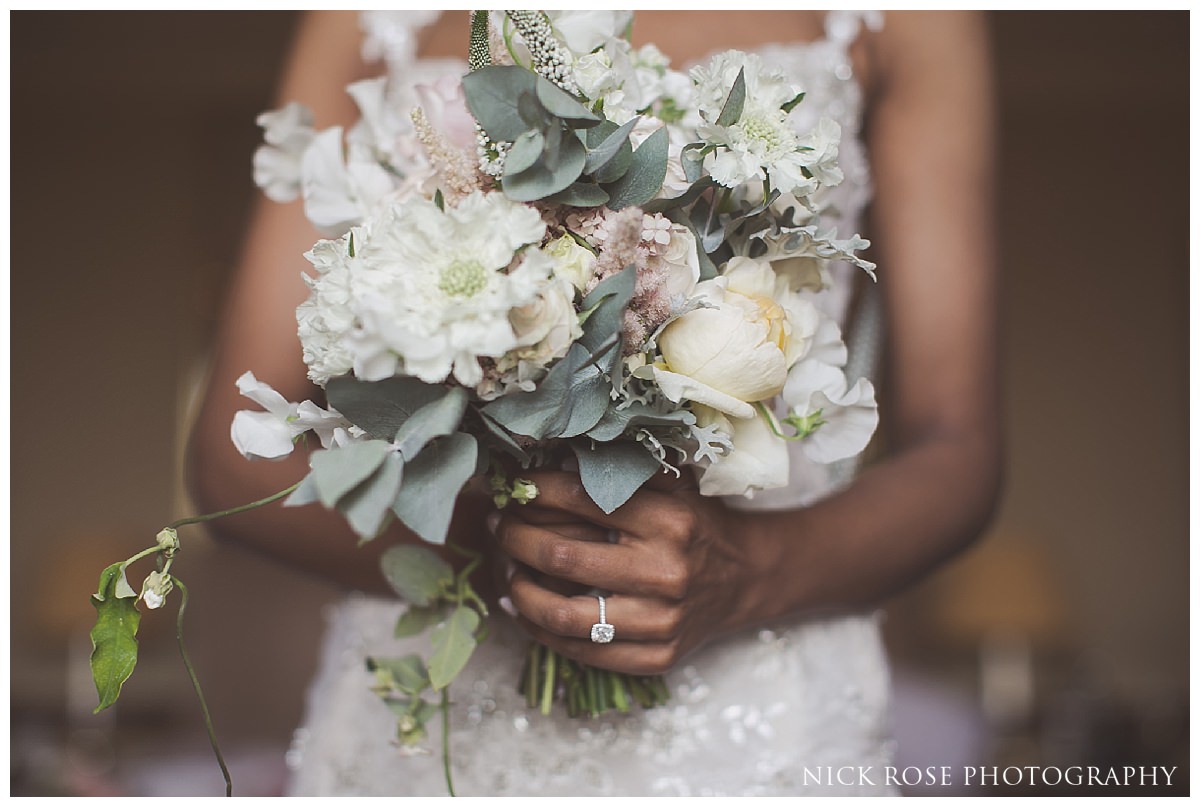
[391,433,478,545]
[90,562,141,712]
[715,67,747,127]
[504,129,545,176]
[583,116,639,175]
[379,544,454,606]
[516,90,544,129]
[534,76,602,126]
[393,603,448,638]
[462,65,538,142]
[587,121,634,183]
[579,264,637,374]
[394,387,468,461]
[477,341,604,441]
[781,90,806,114]
[325,375,445,441]
[429,606,482,690]
[310,439,391,509]
[282,472,320,508]
[570,440,663,514]
[340,452,405,540]
[543,181,610,207]
[502,129,587,202]
[478,412,531,466]
[604,126,669,211]
[642,176,715,214]
[367,654,430,695]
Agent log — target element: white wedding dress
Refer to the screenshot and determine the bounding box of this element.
[285,11,896,797]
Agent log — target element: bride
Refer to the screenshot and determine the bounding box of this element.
[188,10,999,796]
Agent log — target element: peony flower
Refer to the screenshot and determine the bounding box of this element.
[690,405,788,497]
[650,257,819,418]
[781,361,879,463]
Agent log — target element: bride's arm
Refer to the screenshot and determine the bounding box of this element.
[492,12,1002,675]
[187,11,486,592]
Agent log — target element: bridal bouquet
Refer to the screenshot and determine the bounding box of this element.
[89,9,878,792]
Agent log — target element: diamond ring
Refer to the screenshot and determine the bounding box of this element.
[590,595,615,644]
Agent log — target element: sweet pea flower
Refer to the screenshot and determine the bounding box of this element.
[691,405,789,497]
[781,361,879,463]
[229,372,351,460]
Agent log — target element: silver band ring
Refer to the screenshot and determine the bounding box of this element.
[590,595,615,644]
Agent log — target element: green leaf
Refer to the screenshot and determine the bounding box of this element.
[114,566,139,600]
[325,375,445,442]
[543,181,609,207]
[604,126,669,211]
[502,128,587,201]
[428,606,481,690]
[584,116,639,175]
[579,264,637,375]
[587,121,633,184]
[534,75,602,126]
[340,452,405,540]
[393,603,448,638]
[391,433,478,545]
[480,342,605,440]
[90,562,142,712]
[379,544,454,606]
[585,403,697,442]
[282,472,320,508]
[570,440,663,514]
[478,412,531,466]
[367,654,430,695]
[462,65,539,142]
[781,90,806,114]
[393,387,468,461]
[680,142,708,184]
[310,439,391,509]
[504,129,545,176]
[642,176,715,214]
[715,67,747,127]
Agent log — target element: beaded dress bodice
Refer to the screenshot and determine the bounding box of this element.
[285,11,895,796]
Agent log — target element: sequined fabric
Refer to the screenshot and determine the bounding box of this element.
[287,11,896,796]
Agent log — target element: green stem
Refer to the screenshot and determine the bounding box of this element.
[540,648,556,716]
[441,686,456,797]
[172,578,232,797]
[168,480,302,529]
[122,545,161,568]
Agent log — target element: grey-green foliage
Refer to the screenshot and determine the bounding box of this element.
[462,64,667,209]
[570,440,664,514]
[390,433,478,545]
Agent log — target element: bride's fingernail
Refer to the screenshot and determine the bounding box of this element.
[498,596,518,617]
[505,559,517,581]
[486,511,501,534]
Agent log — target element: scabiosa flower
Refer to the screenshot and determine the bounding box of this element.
[300,191,552,388]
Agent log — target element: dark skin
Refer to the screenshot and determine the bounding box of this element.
[188,11,1000,677]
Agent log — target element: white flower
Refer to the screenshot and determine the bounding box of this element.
[500,275,582,375]
[797,117,844,187]
[545,233,596,291]
[229,372,350,460]
[252,102,315,203]
[547,10,633,56]
[690,51,797,121]
[300,127,395,236]
[691,405,789,497]
[657,222,702,303]
[651,257,819,418]
[323,191,549,387]
[781,361,879,463]
[572,50,620,101]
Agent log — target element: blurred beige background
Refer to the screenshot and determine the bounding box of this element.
[10,11,1188,796]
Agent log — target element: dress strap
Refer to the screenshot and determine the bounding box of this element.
[823,10,884,51]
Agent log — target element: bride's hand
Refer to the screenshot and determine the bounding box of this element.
[489,471,768,676]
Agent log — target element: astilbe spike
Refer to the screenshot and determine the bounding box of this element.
[411,107,486,202]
